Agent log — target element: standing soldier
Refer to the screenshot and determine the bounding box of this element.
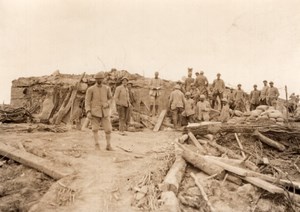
[267,81,279,106]
[149,72,163,117]
[234,84,246,112]
[114,77,131,135]
[195,95,211,121]
[189,83,200,103]
[126,81,136,127]
[184,92,195,123]
[249,84,261,111]
[85,72,113,151]
[259,80,269,105]
[169,85,185,130]
[212,73,225,110]
[184,68,194,92]
[195,71,209,97]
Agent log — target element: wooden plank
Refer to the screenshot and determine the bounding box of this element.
[204,157,248,177]
[243,177,284,194]
[188,132,206,153]
[0,142,72,180]
[234,133,246,159]
[153,109,167,132]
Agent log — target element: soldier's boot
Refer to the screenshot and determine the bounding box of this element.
[105,134,114,151]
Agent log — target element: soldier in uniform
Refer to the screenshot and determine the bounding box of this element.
[149,72,163,116]
[249,84,261,111]
[114,77,131,135]
[85,72,113,150]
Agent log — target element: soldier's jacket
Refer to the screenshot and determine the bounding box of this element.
[234,89,245,102]
[260,85,269,100]
[212,79,225,93]
[85,84,112,118]
[184,77,195,92]
[250,90,261,105]
[184,98,195,116]
[169,89,185,110]
[267,87,279,99]
[149,78,163,97]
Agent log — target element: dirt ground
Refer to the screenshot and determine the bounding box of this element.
[1,123,300,212]
[0,124,180,211]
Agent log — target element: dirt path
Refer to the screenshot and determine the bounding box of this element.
[0,126,180,211]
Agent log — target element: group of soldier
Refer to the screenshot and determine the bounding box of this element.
[149,68,291,130]
[85,71,136,150]
[85,69,298,149]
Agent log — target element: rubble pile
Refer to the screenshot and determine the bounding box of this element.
[134,122,300,211]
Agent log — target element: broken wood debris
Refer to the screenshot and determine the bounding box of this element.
[0,142,73,180]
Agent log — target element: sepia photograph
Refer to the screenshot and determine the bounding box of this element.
[0,0,300,211]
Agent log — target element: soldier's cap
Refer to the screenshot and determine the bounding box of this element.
[195,72,199,75]
[230,87,234,90]
[200,71,204,74]
[177,80,183,84]
[217,73,221,76]
[121,76,129,81]
[155,71,159,75]
[199,94,205,99]
[263,80,267,83]
[94,72,105,79]
[269,81,274,84]
[185,92,191,96]
[254,84,257,87]
[221,98,228,102]
[237,84,242,86]
[188,67,193,70]
[174,84,181,90]
[127,81,133,85]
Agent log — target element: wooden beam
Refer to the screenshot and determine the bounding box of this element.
[0,142,73,180]
[253,130,286,151]
[243,177,284,194]
[188,132,206,153]
[161,156,187,194]
[153,109,167,132]
[204,157,248,176]
[178,143,225,180]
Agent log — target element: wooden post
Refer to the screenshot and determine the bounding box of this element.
[153,109,167,132]
[285,85,289,121]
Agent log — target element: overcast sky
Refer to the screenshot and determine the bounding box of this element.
[1,0,300,103]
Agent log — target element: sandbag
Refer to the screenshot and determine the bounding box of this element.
[256,105,269,111]
[243,111,251,117]
[268,111,283,119]
[270,118,276,122]
[276,117,284,122]
[251,110,262,117]
[234,110,243,117]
